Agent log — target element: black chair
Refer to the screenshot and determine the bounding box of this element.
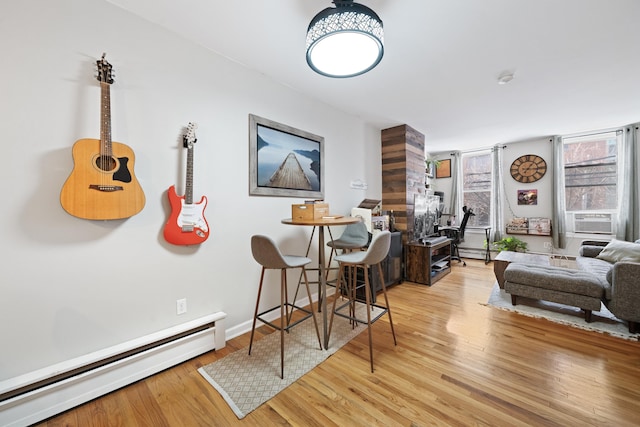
[445,206,475,266]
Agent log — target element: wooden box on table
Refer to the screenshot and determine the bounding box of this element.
[291,203,329,222]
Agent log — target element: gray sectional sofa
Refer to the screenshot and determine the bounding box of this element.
[578,239,640,333]
[504,239,640,333]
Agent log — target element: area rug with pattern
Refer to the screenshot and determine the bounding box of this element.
[198,303,382,419]
[485,282,639,341]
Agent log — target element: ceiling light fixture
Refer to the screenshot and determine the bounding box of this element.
[497,72,515,85]
[306,0,384,78]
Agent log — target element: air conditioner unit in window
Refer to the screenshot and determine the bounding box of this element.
[574,213,613,234]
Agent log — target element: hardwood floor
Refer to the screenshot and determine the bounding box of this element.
[38,260,640,426]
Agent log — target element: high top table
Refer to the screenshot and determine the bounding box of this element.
[282,216,360,349]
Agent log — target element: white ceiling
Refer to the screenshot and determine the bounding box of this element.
[107,0,640,151]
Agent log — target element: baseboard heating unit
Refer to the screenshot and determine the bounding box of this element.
[0,312,226,427]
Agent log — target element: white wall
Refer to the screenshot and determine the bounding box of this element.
[428,137,593,256]
[500,138,555,253]
[0,0,381,382]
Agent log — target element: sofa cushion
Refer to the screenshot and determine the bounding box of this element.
[596,239,640,263]
[576,253,612,299]
[579,245,605,258]
[576,255,612,277]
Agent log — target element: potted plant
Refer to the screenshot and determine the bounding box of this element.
[425,158,441,183]
[491,236,528,252]
[425,158,441,172]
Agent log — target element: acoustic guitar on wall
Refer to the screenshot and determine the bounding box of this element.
[60,53,145,220]
[163,122,210,245]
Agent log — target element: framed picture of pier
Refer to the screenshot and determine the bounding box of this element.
[249,114,324,198]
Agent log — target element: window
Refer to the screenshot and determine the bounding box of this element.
[461,151,492,227]
[563,132,618,212]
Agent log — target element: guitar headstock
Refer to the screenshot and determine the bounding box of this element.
[183,122,198,149]
[96,53,114,85]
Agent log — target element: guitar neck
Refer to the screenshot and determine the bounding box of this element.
[100,82,113,158]
[185,146,194,205]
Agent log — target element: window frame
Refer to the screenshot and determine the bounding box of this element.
[460,150,493,228]
[562,130,620,235]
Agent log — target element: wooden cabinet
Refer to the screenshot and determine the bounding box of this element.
[405,238,452,286]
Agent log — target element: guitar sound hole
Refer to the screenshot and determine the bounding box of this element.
[96,155,116,172]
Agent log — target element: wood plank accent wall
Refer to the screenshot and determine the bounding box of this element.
[381,124,425,243]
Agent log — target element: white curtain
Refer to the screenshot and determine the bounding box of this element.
[552,136,567,249]
[490,145,504,242]
[617,124,639,241]
[448,151,461,223]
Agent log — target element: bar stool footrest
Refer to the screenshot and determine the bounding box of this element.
[333,301,389,326]
[256,303,315,332]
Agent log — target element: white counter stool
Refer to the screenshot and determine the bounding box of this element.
[249,235,322,379]
[292,220,370,312]
[322,220,370,304]
[328,230,397,372]
[326,220,370,267]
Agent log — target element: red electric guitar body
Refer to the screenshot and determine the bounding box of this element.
[163,123,210,245]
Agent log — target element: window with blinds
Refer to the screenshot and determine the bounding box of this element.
[563,131,618,211]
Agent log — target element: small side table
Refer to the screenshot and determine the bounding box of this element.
[468,226,492,264]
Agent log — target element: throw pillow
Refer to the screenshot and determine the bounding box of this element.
[596,239,640,263]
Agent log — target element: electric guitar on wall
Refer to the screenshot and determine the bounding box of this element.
[163,122,210,245]
[60,53,145,220]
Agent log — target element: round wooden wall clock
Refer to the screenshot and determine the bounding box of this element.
[510,154,547,183]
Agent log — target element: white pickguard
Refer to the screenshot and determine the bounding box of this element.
[177,198,208,232]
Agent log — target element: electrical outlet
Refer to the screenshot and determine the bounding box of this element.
[176,298,187,315]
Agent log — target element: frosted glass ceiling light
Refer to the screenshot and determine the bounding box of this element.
[306,0,384,78]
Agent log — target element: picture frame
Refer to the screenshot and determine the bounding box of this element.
[506,217,529,234]
[517,189,538,205]
[435,159,451,178]
[249,114,324,198]
[411,194,440,243]
[372,215,390,232]
[528,217,551,235]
